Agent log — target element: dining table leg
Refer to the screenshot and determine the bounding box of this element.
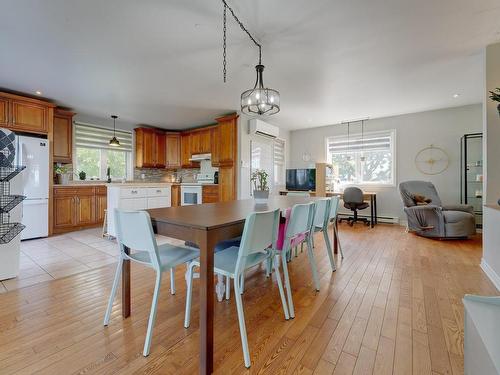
[370,196,375,228]
[122,245,131,318]
[197,229,216,374]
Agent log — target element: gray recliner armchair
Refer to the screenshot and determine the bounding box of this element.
[399,180,476,238]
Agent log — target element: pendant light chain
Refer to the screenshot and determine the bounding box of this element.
[223,3,227,82]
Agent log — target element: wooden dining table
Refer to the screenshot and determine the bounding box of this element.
[120,196,330,374]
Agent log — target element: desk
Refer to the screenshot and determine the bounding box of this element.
[279,190,378,228]
[120,196,321,374]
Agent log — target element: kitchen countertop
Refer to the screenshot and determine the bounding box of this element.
[55,181,174,188]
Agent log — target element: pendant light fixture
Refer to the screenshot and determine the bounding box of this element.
[221,0,280,115]
[109,115,120,147]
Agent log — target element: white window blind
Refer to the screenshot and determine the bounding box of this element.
[74,122,132,152]
[327,133,392,154]
[273,138,285,186]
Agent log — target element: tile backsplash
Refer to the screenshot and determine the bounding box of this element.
[133,168,199,182]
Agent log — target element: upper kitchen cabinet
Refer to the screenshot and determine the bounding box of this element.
[53,109,75,163]
[181,132,199,168]
[215,114,238,166]
[0,91,55,134]
[165,133,181,168]
[190,128,211,155]
[135,127,166,168]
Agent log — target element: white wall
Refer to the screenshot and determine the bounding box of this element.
[481,41,500,291]
[237,113,291,199]
[290,104,483,222]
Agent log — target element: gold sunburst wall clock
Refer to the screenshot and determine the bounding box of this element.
[415,145,450,175]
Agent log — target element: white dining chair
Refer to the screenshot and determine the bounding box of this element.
[103,209,199,357]
[312,198,337,271]
[184,209,289,368]
[280,202,317,318]
[329,196,344,258]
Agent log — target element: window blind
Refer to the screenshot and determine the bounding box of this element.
[273,138,285,166]
[74,122,132,152]
[327,131,392,154]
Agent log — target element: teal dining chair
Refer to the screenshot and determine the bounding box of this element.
[287,191,311,197]
[329,196,344,259]
[280,202,317,318]
[184,209,289,368]
[103,209,199,357]
[312,198,337,271]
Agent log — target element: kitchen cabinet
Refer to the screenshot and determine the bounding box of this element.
[202,185,219,203]
[181,132,199,168]
[171,185,180,207]
[166,133,181,168]
[0,92,55,135]
[218,167,235,202]
[135,128,166,168]
[190,128,211,154]
[53,185,107,234]
[53,109,74,163]
[215,114,238,166]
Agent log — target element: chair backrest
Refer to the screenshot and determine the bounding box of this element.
[285,202,315,241]
[329,196,341,221]
[399,180,442,207]
[313,198,331,230]
[343,187,365,204]
[114,209,160,269]
[287,191,311,197]
[235,209,280,274]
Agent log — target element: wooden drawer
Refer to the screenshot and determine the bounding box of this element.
[202,185,219,203]
[54,186,95,196]
[146,187,170,197]
[95,186,107,195]
[119,187,148,198]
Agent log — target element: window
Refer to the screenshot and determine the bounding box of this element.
[326,130,395,185]
[74,123,133,181]
[273,138,285,186]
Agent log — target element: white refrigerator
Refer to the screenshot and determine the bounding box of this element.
[16,135,49,239]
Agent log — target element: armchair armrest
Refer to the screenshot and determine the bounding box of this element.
[404,205,445,236]
[442,204,474,214]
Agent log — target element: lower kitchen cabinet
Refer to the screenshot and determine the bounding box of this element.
[202,185,219,203]
[53,185,107,234]
[171,185,180,206]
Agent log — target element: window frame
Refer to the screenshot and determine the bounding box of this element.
[325,129,396,188]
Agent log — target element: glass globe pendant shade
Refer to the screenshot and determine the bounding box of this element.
[241,64,280,115]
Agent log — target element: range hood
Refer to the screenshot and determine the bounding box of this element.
[189,153,211,161]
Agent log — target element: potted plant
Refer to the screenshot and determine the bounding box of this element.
[54,164,70,185]
[251,169,270,204]
[489,88,500,117]
[77,171,86,181]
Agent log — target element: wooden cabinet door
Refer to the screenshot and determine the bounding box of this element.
[218,119,236,165]
[199,128,211,153]
[53,110,74,163]
[166,133,181,168]
[181,132,193,168]
[171,185,180,207]
[219,167,235,202]
[211,126,220,166]
[135,128,155,168]
[53,196,76,229]
[190,131,201,154]
[154,131,166,168]
[0,98,9,127]
[202,185,219,203]
[96,194,107,223]
[11,99,48,133]
[75,194,96,225]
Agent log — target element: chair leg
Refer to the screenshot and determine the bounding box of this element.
[184,262,196,328]
[103,256,123,326]
[322,229,336,271]
[294,246,298,257]
[170,268,176,295]
[306,236,321,291]
[216,274,225,302]
[234,277,251,368]
[311,234,315,248]
[300,242,304,253]
[333,224,344,259]
[225,275,231,300]
[143,272,162,357]
[273,255,290,320]
[281,250,295,318]
[240,273,245,294]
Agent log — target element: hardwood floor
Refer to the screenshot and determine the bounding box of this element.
[0,224,496,374]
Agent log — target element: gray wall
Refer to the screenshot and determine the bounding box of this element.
[289,104,483,222]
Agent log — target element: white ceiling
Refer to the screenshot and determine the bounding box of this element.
[1,0,499,130]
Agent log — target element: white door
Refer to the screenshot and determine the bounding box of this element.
[17,136,49,199]
[147,196,171,209]
[120,198,147,210]
[21,199,49,240]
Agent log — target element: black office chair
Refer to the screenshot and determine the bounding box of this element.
[339,187,370,226]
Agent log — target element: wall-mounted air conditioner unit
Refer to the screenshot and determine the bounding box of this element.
[249,119,279,139]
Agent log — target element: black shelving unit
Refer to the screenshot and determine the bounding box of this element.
[0,166,26,244]
[460,133,483,228]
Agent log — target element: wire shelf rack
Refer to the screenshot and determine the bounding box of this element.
[0,223,25,244]
[0,195,26,214]
[0,166,26,183]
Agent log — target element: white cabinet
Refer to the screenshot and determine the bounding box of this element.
[107,184,171,237]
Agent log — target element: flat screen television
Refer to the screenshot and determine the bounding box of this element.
[286,169,316,191]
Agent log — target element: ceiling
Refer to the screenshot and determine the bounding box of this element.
[1,0,499,130]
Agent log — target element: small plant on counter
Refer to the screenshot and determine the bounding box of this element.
[78,171,86,181]
[251,169,270,204]
[489,88,500,117]
[54,164,70,185]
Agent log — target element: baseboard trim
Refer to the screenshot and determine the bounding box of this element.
[480,259,500,291]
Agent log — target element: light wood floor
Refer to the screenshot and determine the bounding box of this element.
[0,224,496,374]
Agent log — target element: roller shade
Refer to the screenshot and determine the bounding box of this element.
[74,122,132,152]
[327,131,392,154]
[274,138,285,165]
